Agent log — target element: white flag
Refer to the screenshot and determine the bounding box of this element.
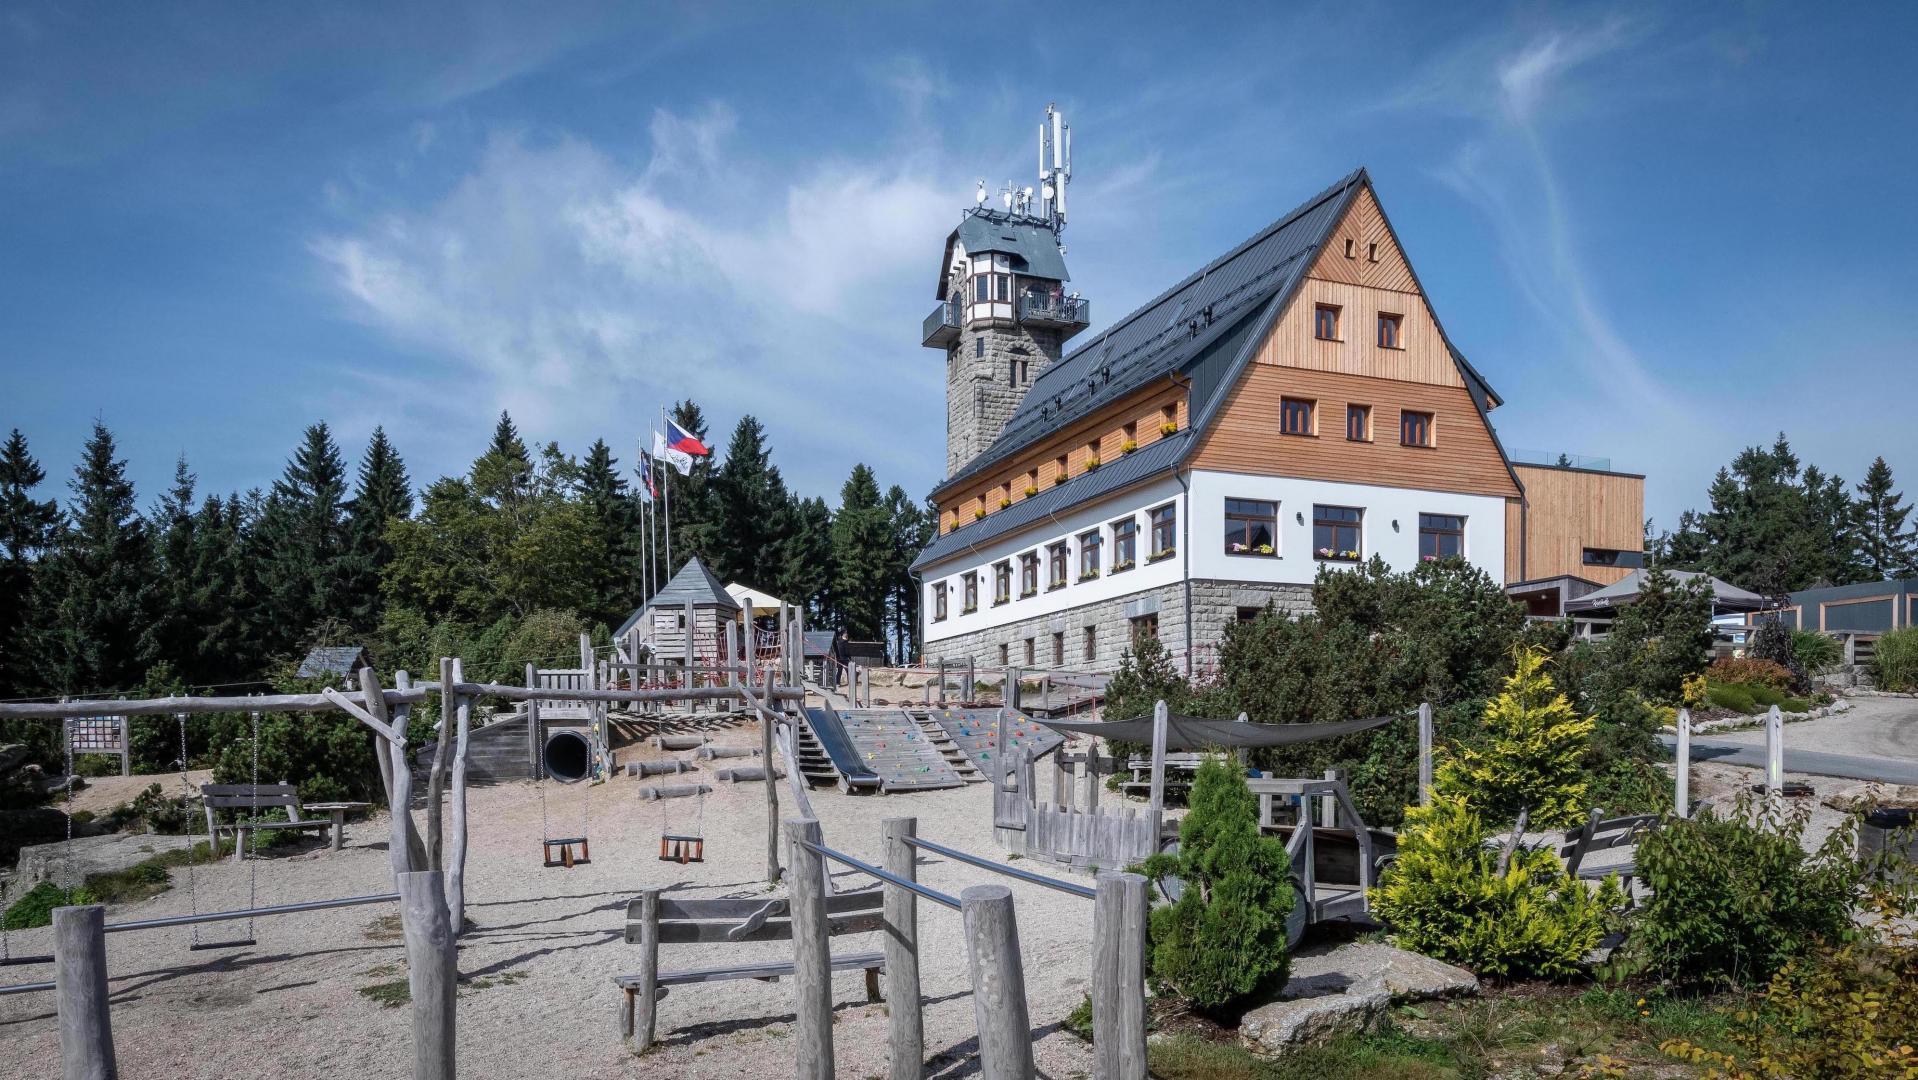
[653,430,694,475]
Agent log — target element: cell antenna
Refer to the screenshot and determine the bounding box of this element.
[1039,102,1071,231]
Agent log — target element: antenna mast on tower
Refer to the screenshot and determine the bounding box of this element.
[1038,102,1071,233]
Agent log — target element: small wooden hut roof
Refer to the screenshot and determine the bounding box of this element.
[616,557,741,638]
[296,645,371,679]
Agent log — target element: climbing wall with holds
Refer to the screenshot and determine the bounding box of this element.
[927,708,1063,775]
[836,710,965,792]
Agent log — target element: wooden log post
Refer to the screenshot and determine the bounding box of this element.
[364,666,423,878]
[1147,701,1169,816]
[763,709,781,883]
[427,657,455,868]
[882,817,923,1080]
[793,603,806,685]
[784,818,834,1079]
[1320,768,1343,828]
[1765,704,1784,794]
[626,888,661,1052]
[681,606,696,711]
[446,658,471,934]
[398,870,457,1080]
[525,663,540,779]
[777,603,790,688]
[961,884,1032,1080]
[1675,707,1692,817]
[54,903,116,1080]
[1092,872,1148,1080]
[1417,701,1434,808]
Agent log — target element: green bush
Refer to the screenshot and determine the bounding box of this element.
[1791,629,1842,675]
[1627,796,1859,989]
[1704,682,1757,714]
[1438,648,1593,829]
[1369,792,1621,979]
[2,881,99,930]
[1872,625,1918,692]
[1747,619,1810,693]
[1138,756,1295,1011]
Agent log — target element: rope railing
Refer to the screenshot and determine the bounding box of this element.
[904,835,1096,899]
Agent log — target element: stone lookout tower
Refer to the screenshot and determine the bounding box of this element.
[922,104,1091,478]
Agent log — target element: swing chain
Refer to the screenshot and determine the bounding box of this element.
[246,707,261,940]
[176,712,202,948]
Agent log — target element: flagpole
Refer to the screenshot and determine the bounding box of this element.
[637,439,650,604]
[661,407,673,577]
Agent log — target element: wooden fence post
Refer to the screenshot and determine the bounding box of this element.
[626,888,661,1052]
[961,884,1032,1080]
[446,658,471,934]
[763,711,781,883]
[785,818,834,1079]
[525,663,540,779]
[1417,701,1433,808]
[54,903,116,1080]
[1675,707,1692,817]
[1320,768,1342,827]
[398,870,457,1080]
[882,817,923,1080]
[1092,872,1148,1080]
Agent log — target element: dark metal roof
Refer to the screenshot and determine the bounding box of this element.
[912,432,1190,572]
[937,169,1365,497]
[296,646,369,680]
[617,557,740,637]
[937,209,1070,295]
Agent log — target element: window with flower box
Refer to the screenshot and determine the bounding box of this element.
[1148,504,1177,561]
[933,583,949,621]
[962,572,978,613]
[1111,517,1137,571]
[1019,552,1040,598]
[993,561,1011,605]
[1048,542,1068,590]
[1078,529,1102,580]
[1313,505,1363,561]
[1224,498,1277,557]
[1418,514,1464,561]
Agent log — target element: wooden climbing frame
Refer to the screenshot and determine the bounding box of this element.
[543,836,591,868]
[657,833,704,864]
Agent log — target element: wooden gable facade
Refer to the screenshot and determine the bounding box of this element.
[1191,185,1521,501]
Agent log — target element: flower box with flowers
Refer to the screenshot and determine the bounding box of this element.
[1111,558,1135,573]
[1047,581,1067,592]
[1019,588,1037,599]
[1159,421,1178,437]
[1147,547,1177,563]
[1227,542,1278,557]
[1121,439,1138,455]
[973,508,987,521]
[1023,486,1039,498]
[1077,570,1100,583]
[1315,547,1360,561]
[1053,473,1068,485]
[1085,457,1102,471]
[998,498,1011,509]
[961,604,978,615]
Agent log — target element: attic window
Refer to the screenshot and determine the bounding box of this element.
[1343,238,1356,258]
[1367,242,1379,263]
[1314,304,1341,341]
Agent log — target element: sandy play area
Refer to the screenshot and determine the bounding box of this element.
[0,719,1105,1079]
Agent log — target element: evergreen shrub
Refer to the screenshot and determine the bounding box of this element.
[1872,625,1918,692]
[1790,629,1842,675]
[1138,755,1295,1011]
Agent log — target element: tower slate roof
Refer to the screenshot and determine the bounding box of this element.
[937,209,1071,296]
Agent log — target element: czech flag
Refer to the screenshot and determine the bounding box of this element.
[665,419,711,457]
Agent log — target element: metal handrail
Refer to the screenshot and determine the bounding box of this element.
[798,840,960,911]
[0,980,53,996]
[904,836,1096,900]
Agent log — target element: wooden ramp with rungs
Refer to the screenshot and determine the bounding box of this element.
[903,710,983,783]
[835,709,966,792]
[925,708,1064,776]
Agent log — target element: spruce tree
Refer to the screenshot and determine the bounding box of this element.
[257,423,352,654]
[777,495,835,622]
[189,493,255,681]
[883,486,933,661]
[1855,456,1914,579]
[472,411,533,509]
[577,438,639,624]
[709,416,791,589]
[1438,648,1594,828]
[151,456,203,680]
[0,429,59,698]
[32,422,158,693]
[831,464,890,640]
[340,427,413,631]
[662,399,716,572]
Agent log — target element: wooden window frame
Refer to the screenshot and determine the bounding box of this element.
[1367,242,1379,263]
[1313,303,1342,341]
[1417,513,1465,562]
[1400,410,1435,448]
[1018,552,1040,598]
[1346,404,1371,442]
[1279,396,1315,437]
[1130,613,1159,644]
[1111,518,1138,571]
[1377,313,1403,350]
[1082,625,1097,663]
[1047,542,1069,590]
[1023,638,1035,665]
[962,572,978,614]
[1148,503,1178,562]
[1343,237,1356,258]
[998,642,1009,665]
[1052,632,1065,667]
[1078,529,1102,579]
[1224,498,1278,557]
[1313,504,1363,562]
[993,561,1012,606]
[933,583,949,622]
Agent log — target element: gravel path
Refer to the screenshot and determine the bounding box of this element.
[0,723,1101,1079]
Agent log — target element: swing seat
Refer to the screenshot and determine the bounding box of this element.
[189,938,257,951]
[658,833,705,864]
[543,837,592,868]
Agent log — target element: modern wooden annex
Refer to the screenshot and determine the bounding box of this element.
[912,168,1644,674]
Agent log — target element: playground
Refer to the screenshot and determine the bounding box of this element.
[0,721,1109,1079]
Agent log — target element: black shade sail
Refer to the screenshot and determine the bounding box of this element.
[1036,711,1406,750]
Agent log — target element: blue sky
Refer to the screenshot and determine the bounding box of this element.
[4,2,1915,530]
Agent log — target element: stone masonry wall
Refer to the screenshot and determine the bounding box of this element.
[945,318,1064,478]
[923,578,1314,676]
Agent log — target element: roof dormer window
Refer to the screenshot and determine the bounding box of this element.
[1343,238,1356,258]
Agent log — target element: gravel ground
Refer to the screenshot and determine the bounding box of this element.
[0,722,1100,1080]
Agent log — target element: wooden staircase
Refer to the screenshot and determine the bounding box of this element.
[792,716,842,787]
[907,710,984,783]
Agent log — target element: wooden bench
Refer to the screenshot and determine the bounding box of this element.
[198,784,367,863]
[1559,808,1660,901]
[615,886,887,1053]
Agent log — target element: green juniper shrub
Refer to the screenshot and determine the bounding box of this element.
[1626,795,1859,990]
[1438,648,1593,829]
[1789,628,1842,676]
[2,881,99,930]
[1100,634,1193,761]
[1871,625,1918,692]
[1137,755,1295,1012]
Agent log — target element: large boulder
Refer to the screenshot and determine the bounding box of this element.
[1240,941,1477,1058]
